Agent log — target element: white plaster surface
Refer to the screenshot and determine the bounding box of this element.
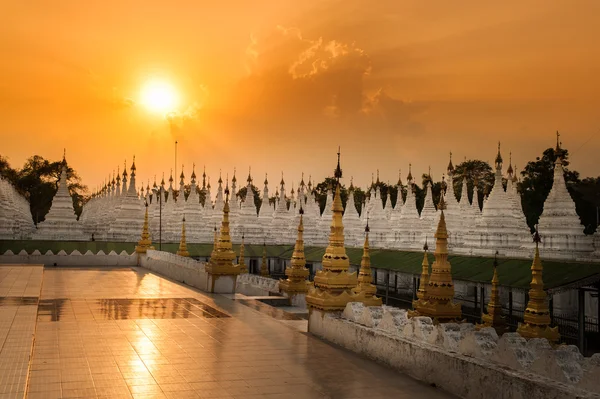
[307,305,600,399]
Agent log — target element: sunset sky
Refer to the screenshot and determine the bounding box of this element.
[2,1,599,192]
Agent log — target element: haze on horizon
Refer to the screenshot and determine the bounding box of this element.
[2,1,599,190]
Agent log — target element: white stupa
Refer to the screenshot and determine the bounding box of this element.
[270,174,293,244]
[342,179,363,247]
[258,174,273,233]
[107,158,144,242]
[396,167,421,249]
[0,177,34,239]
[184,166,205,243]
[233,170,263,244]
[464,144,530,256]
[35,154,85,241]
[538,138,592,258]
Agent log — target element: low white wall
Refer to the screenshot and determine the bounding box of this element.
[236,274,280,296]
[309,303,600,399]
[140,250,208,290]
[0,249,137,266]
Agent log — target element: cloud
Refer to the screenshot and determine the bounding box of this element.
[165,84,210,134]
[110,87,134,109]
[233,26,422,134]
[362,88,425,134]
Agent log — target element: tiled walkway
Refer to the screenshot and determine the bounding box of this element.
[0,265,454,399]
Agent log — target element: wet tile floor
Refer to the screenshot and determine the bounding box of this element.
[0,265,454,399]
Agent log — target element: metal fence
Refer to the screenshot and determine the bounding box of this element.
[372,268,600,356]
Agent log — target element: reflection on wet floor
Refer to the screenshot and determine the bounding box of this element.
[0,266,454,399]
[0,296,38,306]
[37,298,230,322]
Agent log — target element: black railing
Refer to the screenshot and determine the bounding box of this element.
[372,268,599,356]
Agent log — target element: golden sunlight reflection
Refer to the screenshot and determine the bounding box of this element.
[140,78,179,113]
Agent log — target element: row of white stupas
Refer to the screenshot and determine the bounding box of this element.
[1,144,599,261]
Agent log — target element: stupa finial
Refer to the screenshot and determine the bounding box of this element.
[334,146,342,184]
[495,142,503,169]
[407,163,413,181]
[447,151,454,174]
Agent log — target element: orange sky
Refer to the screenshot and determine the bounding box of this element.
[2,1,599,192]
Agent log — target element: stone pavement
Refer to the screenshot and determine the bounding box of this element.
[0,265,454,399]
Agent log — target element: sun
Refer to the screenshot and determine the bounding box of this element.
[140,79,179,113]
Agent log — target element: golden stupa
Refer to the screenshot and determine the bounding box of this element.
[205,187,242,276]
[517,229,560,343]
[135,204,154,254]
[411,240,430,313]
[306,149,358,312]
[279,207,310,293]
[351,221,382,306]
[476,251,507,333]
[412,196,462,322]
[176,216,190,257]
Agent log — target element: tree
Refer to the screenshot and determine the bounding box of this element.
[351,187,366,215]
[573,177,600,234]
[237,184,263,213]
[9,155,88,223]
[0,155,19,185]
[519,146,579,231]
[314,177,347,214]
[452,160,494,209]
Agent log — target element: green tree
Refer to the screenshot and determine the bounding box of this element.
[573,177,600,234]
[351,187,366,215]
[237,184,263,213]
[13,155,87,223]
[452,160,494,209]
[315,177,347,214]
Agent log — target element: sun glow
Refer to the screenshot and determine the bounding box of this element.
[140,79,179,113]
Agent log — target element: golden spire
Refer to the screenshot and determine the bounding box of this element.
[260,242,269,276]
[507,152,514,176]
[411,203,462,322]
[517,228,560,343]
[279,208,309,293]
[135,204,155,254]
[412,239,430,312]
[447,151,454,175]
[352,220,382,306]
[407,163,413,182]
[238,232,248,273]
[177,216,190,257]
[205,186,241,276]
[306,149,358,312]
[476,251,507,333]
[397,169,402,186]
